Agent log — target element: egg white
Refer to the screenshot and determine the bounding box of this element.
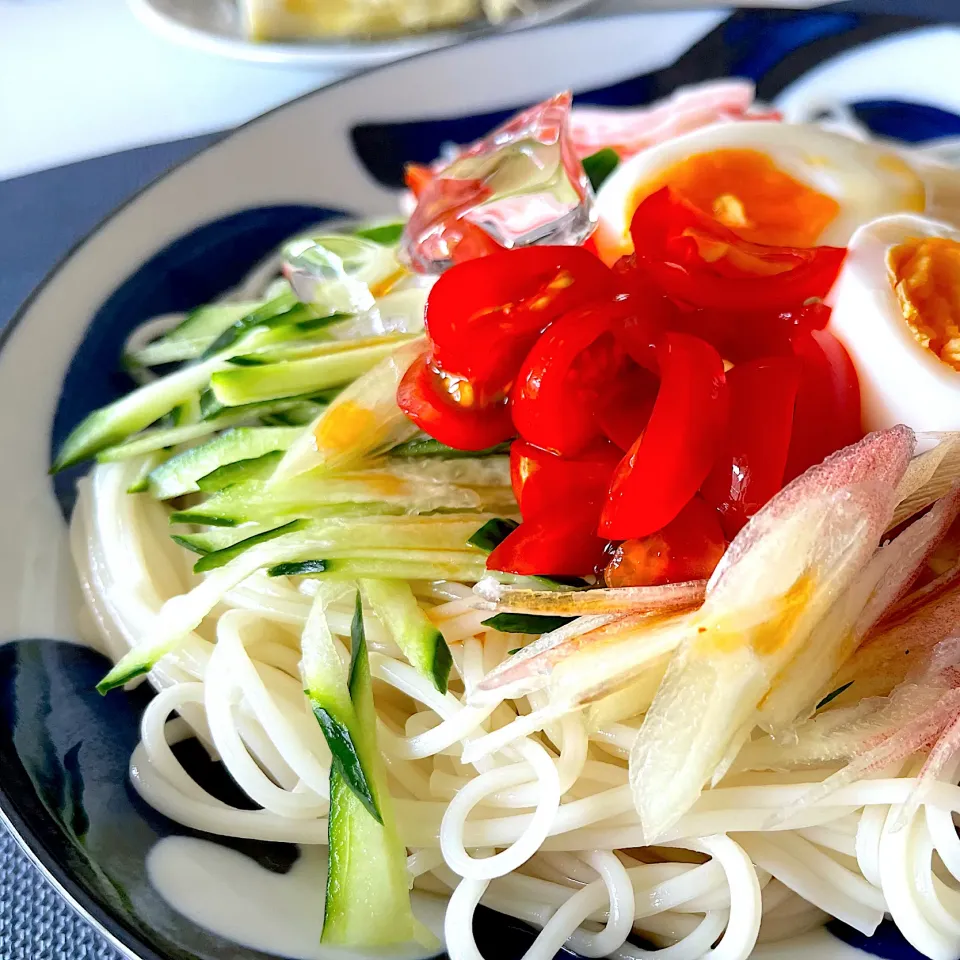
[592,121,960,262]
[827,213,960,433]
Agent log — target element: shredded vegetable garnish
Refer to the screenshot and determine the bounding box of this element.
[61,84,960,960]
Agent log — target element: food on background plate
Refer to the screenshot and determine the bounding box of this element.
[58,80,960,960]
[241,0,517,40]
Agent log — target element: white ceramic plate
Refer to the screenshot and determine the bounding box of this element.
[128,0,599,67]
[6,9,960,960]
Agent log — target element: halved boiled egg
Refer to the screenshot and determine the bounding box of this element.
[593,121,960,263]
[827,213,960,433]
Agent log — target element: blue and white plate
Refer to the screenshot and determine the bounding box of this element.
[4,8,960,960]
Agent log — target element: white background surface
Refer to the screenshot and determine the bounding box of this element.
[0,0,826,182]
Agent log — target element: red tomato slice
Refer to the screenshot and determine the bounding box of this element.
[425,246,618,400]
[700,355,799,537]
[600,332,729,539]
[397,351,515,451]
[604,495,727,587]
[511,301,635,456]
[628,187,846,312]
[667,301,833,365]
[511,439,621,520]
[487,513,610,577]
[782,328,863,483]
[595,363,659,451]
[404,163,435,200]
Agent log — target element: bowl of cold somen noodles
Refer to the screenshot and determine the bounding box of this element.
[8,9,960,960]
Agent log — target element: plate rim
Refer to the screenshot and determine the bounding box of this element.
[126,0,599,67]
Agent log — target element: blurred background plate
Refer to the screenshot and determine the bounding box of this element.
[128,0,600,67]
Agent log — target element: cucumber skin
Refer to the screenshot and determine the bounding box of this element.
[322,597,415,947]
[148,427,300,500]
[360,578,452,694]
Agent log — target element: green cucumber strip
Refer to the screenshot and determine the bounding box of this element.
[128,302,261,367]
[302,591,381,823]
[96,415,249,462]
[270,553,487,582]
[390,436,512,459]
[198,291,298,358]
[481,612,575,634]
[354,221,405,245]
[126,452,167,493]
[170,468,480,525]
[193,519,310,573]
[322,594,415,946]
[170,526,267,556]
[209,341,403,406]
[231,334,410,367]
[200,389,333,423]
[467,517,520,552]
[200,294,349,361]
[96,650,163,694]
[583,148,620,192]
[169,512,239,527]
[360,579,452,693]
[196,450,284,492]
[169,500,398,528]
[259,401,326,427]
[99,534,320,693]
[271,560,328,577]
[147,427,300,499]
[54,357,223,471]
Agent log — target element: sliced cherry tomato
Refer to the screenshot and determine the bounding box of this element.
[425,246,618,400]
[628,187,846,312]
[511,301,635,456]
[404,163,435,200]
[511,439,621,520]
[397,351,515,451]
[600,331,729,539]
[700,355,799,537]
[595,363,658,451]
[604,495,727,587]
[668,301,833,364]
[487,513,610,577]
[782,328,863,483]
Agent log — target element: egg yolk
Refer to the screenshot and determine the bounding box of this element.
[633,149,840,248]
[888,236,960,372]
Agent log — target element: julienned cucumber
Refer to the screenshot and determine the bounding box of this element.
[196,450,285,492]
[360,578,452,693]
[147,427,301,499]
[171,525,269,555]
[128,302,261,367]
[482,612,575,634]
[200,291,347,360]
[198,388,333,423]
[193,519,309,573]
[54,357,224,471]
[390,436,512,459]
[209,340,405,406]
[321,595,416,947]
[269,552,488,582]
[301,589,380,822]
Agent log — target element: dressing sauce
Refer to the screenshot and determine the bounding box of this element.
[147,836,445,960]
